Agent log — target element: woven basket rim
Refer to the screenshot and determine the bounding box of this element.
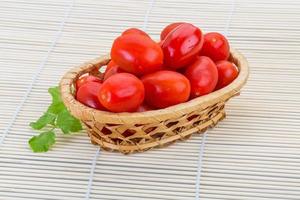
[60,48,249,124]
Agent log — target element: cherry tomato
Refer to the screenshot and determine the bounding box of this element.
[103,60,124,81]
[98,73,145,112]
[122,28,149,37]
[185,56,218,98]
[76,82,105,110]
[200,32,230,62]
[141,70,190,109]
[215,60,239,89]
[76,75,101,90]
[111,34,163,76]
[136,104,153,112]
[161,23,203,69]
[160,22,183,40]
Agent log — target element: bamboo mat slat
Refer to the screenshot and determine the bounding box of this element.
[0,0,300,199]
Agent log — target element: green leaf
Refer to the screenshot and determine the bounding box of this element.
[48,86,62,104]
[56,109,82,134]
[47,86,65,114]
[47,102,65,114]
[30,112,56,130]
[28,86,82,153]
[28,131,56,152]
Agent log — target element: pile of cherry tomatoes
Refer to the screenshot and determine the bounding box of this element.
[76,22,239,113]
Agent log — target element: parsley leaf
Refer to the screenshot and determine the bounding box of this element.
[28,86,82,152]
[57,109,82,134]
[47,102,65,114]
[47,87,65,114]
[48,86,62,104]
[30,112,56,130]
[29,131,56,152]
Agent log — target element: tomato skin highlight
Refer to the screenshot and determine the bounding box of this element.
[200,32,230,62]
[103,60,124,81]
[122,28,149,37]
[185,56,218,98]
[161,23,203,69]
[215,60,239,89]
[160,22,184,41]
[76,75,101,90]
[98,73,145,112]
[111,34,163,76]
[76,82,105,110]
[136,104,153,112]
[141,70,191,109]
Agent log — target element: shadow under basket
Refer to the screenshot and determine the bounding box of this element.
[60,48,249,154]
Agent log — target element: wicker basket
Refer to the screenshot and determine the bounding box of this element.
[60,48,249,154]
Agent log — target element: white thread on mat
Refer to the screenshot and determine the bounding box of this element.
[83,1,156,199]
[194,0,236,199]
[142,0,156,32]
[223,0,236,36]
[0,0,74,145]
[85,147,101,200]
[195,132,207,200]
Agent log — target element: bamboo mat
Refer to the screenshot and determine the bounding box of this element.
[1,0,300,199]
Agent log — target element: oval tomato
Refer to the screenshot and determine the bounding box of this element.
[76,75,101,90]
[185,56,218,98]
[161,23,203,69]
[76,82,105,110]
[142,70,190,109]
[103,60,124,81]
[200,32,230,61]
[160,22,183,40]
[122,28,149,37]
[111,34,163,76]
[98,73,145,112]
[215,60,239,89]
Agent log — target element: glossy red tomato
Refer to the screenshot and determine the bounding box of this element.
[185,56,218,98]
[76,75,101,90]
[76,82,105,110]
[103,60,124,81]
[215,60,239,89]
[160,22,183,40]
[111,34,163,76]
[122,28,149,37]
[200,32,230,62]
[161,23,203,69]
[136,103,153,112]
[98,73,145,112]
[142,70,190,109]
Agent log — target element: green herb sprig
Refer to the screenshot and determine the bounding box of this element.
[28,86,82,152]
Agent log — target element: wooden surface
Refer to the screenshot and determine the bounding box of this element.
[0,0,300,199]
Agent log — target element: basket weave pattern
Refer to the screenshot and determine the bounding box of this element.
[60,48,249,154]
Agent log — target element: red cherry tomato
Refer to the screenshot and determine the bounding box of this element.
[76,75,101,90]
[76,82,105,110]
[98,73,145,112]
[160,22,183,40]
[200,32,230,62]
[161,23,203,69]
[215,60,239,89]
[142,70,190,109]
[185,56,218,98]
[111,34,163,76]
[122,28,149,38]
[103,60,124,81]
[136,104,153,112]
